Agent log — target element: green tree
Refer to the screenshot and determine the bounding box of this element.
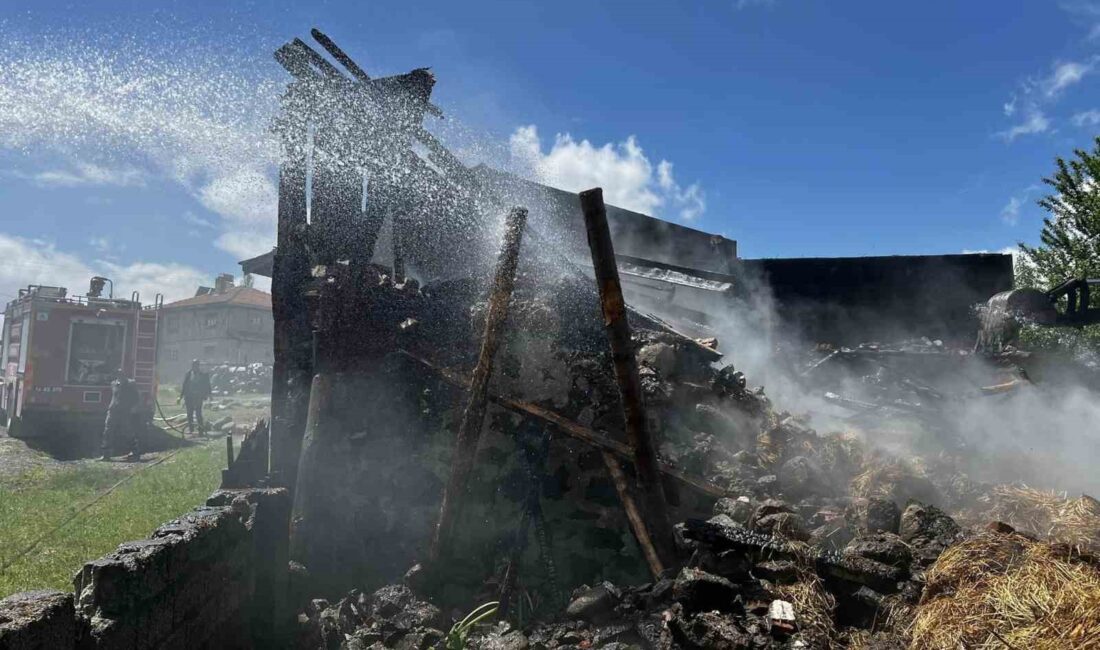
[1018,136,1100,287]
[1016,136,1100,353]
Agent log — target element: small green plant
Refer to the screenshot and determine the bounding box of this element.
[445,601,499,650]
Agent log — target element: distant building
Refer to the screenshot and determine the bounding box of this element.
[156,274,273,383]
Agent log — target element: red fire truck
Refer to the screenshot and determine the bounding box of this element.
[0,278,160,445]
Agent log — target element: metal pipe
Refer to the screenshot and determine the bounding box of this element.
[579,187,676,571]
[429,206,528,563]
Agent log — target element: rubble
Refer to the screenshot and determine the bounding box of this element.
[255,29,1100,649]
[207,362,273,395]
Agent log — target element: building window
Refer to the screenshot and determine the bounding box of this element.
[66,320,126,386]
[205,314,218,328]
[166,314,179,333]
[250,314,263,328]
[167,348,179,361]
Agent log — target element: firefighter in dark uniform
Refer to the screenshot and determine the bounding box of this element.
[178,359,211,436]
[101,368,140,461]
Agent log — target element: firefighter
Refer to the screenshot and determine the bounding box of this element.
[101,368,140,461]
[178,359,211,436]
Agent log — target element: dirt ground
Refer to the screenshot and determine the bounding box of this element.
[0,427,61,482]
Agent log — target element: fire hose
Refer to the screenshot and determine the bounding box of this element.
[154,396,190,436]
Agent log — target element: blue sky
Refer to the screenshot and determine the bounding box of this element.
[1,0,1099,303]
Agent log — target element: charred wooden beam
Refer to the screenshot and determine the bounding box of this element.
[430,207,528,563]
[289,372,332,563]
[310,150,364,265]
[392,214,406,282]
[580,187,676,571]
[399,350,729,500]
[602,451,665,579]
[311,28,371,82]
[270,116,313,490]
[682,517,907,593]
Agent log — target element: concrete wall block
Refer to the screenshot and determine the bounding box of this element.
[0,590,76,650]
[152,505,249,572]
[73,535,181,619]
[81,615,137,650]
[169,554,252,627]
[7,490,272,650]
[131,605,176,650]
[157,580,250,650]
[207,487,290,531]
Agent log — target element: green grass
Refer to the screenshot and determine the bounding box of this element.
[0,441,224,598]
[156,385,271,434]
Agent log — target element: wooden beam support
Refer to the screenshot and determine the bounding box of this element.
[580,186,676,571]
[602,451,664,579]
[429,207,528,563]
[399,350,728,500]
[270,116,312,490]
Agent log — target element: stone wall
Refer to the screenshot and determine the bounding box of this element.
[0,487,290,650]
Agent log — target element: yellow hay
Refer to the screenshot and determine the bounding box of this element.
[910,531,1100,649]
[982,485,1100,553]
[776,564,839,648]
[850,456,931,504]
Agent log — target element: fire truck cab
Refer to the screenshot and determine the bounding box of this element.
[0,279,159,445]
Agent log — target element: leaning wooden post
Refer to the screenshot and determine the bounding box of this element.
[580,187,676,571]
[602,451,664,579]
[430,206,528,562]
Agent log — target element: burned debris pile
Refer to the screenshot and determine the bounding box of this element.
[255,29,1100,649]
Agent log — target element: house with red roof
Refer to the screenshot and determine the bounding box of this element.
[156,274,273,383]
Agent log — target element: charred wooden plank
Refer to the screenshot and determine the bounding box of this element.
[602,452,665,579]
[271,118,312,490]
[398,350,729,500]
[311,28,370,82]
[581,187,676,570]
[430,207,528,562]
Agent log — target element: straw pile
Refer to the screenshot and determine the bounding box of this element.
[980,485,1100,553]
[910,530,1100,649]
[776,561,839,648]
[850,456,939,506]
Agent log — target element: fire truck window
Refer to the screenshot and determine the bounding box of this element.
[67,321,126,385]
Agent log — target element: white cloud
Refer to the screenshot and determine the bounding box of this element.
[1000,196,1024,225]
[997,111,1050,141]
[182,211,216,229]
[509,125,706,221]
[194,169,278,226]
[88,236,123,255]
[1043,60,1093,97]
[0,40,282,260]
[214,230,275,260]
[11,161,147,188]
[998,55,1098,141]
[1060,1,1100,39]
[1072,109,1100,126]
[0,233,208,307]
